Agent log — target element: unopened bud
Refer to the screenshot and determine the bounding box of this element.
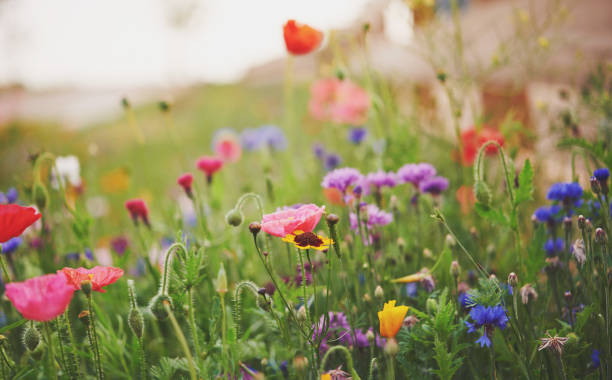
[249,222,262,235]
[590,176,601,194]
[577,215,586,229]
[469,226,479,239]
[474,181,491,206]
[33,183,49,210]
[363,293,371,302]
[366,329,375,342]
[445,234,456,247]
[423,248,433,259]
[214,264,228,294]
[158,100,170,112]
[297,305,307,322]
[22,325,41,352]
[450,261,461,278]
[563,217,572,231]
[293,355,308,371]
[149,294,172,321]
[81,281,92,297]
[586,219,593,234]
[325,213,339,226]
[397,237,406,251]
[225,208,244,227]
[374,285,384,299]
[384,338,399,356]
[426,298,438,314]
[129,307,144,339]
[595,228,607,244]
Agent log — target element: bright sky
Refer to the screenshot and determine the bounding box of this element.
[0,0,374,89]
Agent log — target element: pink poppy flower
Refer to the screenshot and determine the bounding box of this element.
[261,204,325,237]
[196,156,224,183]
[308,78,370,125]
[61,266,124,293]
[5,273,75,321]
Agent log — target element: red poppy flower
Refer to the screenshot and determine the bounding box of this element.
[125,198,150,227]
[456,185,476,215]
[283,20,323,55]
[61,266,124,293]
[0,204,41,243]
[177,173,194,197]
[456,126,504,166]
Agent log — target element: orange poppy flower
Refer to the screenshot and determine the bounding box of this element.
[283,20,323,55]
[378,300,409,338]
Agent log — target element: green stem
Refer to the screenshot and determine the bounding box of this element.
[320,345,361,380]
[0,253,10,284]
[220,293,228,374]
[43,322,58,380]
[187,288,201,360]
[163,301,197,380]
[87,296,104,380]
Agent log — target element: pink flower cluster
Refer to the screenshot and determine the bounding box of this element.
[308,78,370,125]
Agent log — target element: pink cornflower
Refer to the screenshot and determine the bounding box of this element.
[61,266,124,293]
[308,78,370,125]
[177,173,194,198]
[125,198,150,227]
[196,156,224,184]
[261,204,325,237]
[5,273,75,321]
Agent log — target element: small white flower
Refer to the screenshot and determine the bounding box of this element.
[52,155,82,188]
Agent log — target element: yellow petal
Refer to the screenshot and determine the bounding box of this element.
[391,273,426,283]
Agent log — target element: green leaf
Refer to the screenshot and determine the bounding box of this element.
[515,159,534,205]
[474,202,509,227]
[0,318,27,334]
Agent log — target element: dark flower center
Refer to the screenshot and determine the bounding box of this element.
[294,231,324,247]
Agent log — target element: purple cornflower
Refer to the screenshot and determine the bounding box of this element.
[312,143,326,159]
[347,126,368,144]
[465,304,509,347]
[365,204,393,228]
[312,312,352,353]
[397,163,436,186]
[544,238,564,257]
[111,236,129,256]
[5,188,17,204]
[240,128,261,151]
[547,182,583,207]
[533,205,562,224]
[324,153,342,171]
[365,170,398,190]
[321,167,363,194]
[259,125,287,151]
[419,176,449,195]
[1,237,21,254]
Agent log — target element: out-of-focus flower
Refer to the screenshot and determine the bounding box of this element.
[125,199,150,227]
[321,168,363,195]
[419,176,449,195]
[465,304,508,347]
[571,239,586,266]
[544,238,564,257]
[457,127,504,166]
[196,156,224,183]
[62,266,124,293]
[323,188,344,206]
[456,185,476,214]
[262,204,324,237]
[312,143,326,159]
[324,153,342,171]
[397,163,436,186]
[3,188,18,204]
[592,349,600,369]
[1,237,21,254]
[378,300,409,338]
[52,155,82,188]
[212,129,242,162]
[364,170,398,192]
[100,168,130,194]
[283,19,323,55]
[533,205,562,224]
[547,182,583,207]
[5,273,75,321]
[321,366,351,380]
[520,284,538,304]
[241,125,288,152]
[538,333,568,355]
[177,173,194,198]
[364,204,393,228]
[86,196,110,218]
[309,78,370,125]
[282,230,333,251]
[347,126,368,144]
[110,236,129,256]
[0,204,41,243]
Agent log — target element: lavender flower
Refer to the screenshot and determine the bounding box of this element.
[397,163,436,186]
[365,204,393,228]
[465,304,509,347]
[419,176,449,195]
[321,167,363,194]
[5,188,17,204]
[347,126,368,144]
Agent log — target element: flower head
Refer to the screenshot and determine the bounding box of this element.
[538,333,568,355]
[1,237,21,254]
[241,125,287,151]
[282,230,333,251]
[324,153,342,171]
[177,173,194,198]
[593,168,609,182]
[419,176,449,195]
[110,236,129,256]
[283,19,323,55]
[365,170,398,190]
[347,126,368,144]
[547,182,583,206]
[52,155,82,188]
[520,284,538,304]
[61,266,124,293]
[0,204,41,243]
[364,204,393,228]
[196,156,224,183]
[378,300,409,338]
[458,127,504,166]
[321,168,363,194]
[544,238,564,257]
[212,129,242,162]
[3,188,18,204]
[397,163,436,186]
[321,366,351,380]
[465,304,508,347]
[309,78,370,125]
[261,204,325,237]
[125,199,150,227]
[5,273,75,321]
[533,205,561,224]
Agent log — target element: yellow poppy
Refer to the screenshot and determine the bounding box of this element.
[282,230,333,251]
[378,300,409,338]
[391,272,427,283]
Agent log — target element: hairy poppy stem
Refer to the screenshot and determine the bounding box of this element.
[163,301,197,380]
[187,288,201,360]
[86,296,104,380]
[42,322,58,380]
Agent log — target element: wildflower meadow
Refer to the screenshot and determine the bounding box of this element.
[0,1,611,379]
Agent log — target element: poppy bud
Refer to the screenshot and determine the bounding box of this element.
[129,307,144,339]
[249,222,262,236]
[474,181,491,206]
[121,97,130,109]
[158,100,170,112]
[22,325,41,352]
[426,298,438,314]
[214,264,228,295]
[508,272,518,287]
[149,294,172,321]
[374,285,384,299]
[33,183,49,211]
[325,213,339,226]
[436,70,447,83]
[577,215,586,230]
[225,208,244,227]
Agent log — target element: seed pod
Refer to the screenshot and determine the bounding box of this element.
[149,294,172,321]
[129,307,144,339]
[23,325,41,352]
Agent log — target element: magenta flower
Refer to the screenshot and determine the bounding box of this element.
[5,273,75,321]
[261,204,325,237]
[397,163,436,186]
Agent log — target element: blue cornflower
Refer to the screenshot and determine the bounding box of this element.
[593,168,609,182]
[259,125,287,151]
[5,188,17,204]
[591,349,600,369]
[84,248,94,261]
[405,283,418,298]
[324,154,342,171]
[347,126,368,144]
[1,237,21,254]
[533,205,562,224]
[458,292,472,309]
[544,238,564,257]
[547,182,583,206]
[465,304,509,347]
[240,128,261,151]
